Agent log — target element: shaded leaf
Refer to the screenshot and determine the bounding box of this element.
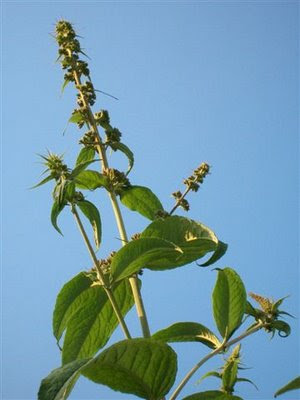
[236,378,258,390]
[271,320,291,337]
[62,279,135,364]
[182,390,243,400]
[141,216,218,268]
[274,376,300,397]
[120,185,164,220]
[200,241,228,267]
[31,174,54,189]
[53,272,93,342]
[82,338,177,399]
[75,147,95,166]
[75,170,109,191]
[152,322,221,349]
[212,268,247,339]
[51,200,66,235]
[110,142,134,175]
[38,358,91,400]
[76,201,101,248]
[111,237,183,282]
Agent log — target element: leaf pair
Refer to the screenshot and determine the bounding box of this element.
[38,339,177,400]
[110,216,227,283]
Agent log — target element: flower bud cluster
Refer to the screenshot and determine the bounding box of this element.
[103,168,130,195]
[183,162,210,192]
[86,251,116,285]
[76,82,96,107]
[172,191,190,211]
[42,152,69,180]
[79,130,97,147]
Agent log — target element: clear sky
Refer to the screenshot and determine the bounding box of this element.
[2,1,299,400]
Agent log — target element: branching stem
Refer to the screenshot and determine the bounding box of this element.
[71,204,132,340]
[169,321,265,400]
[71,57,151,337]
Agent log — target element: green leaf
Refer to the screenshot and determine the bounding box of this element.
[212,268,247,339]
[38,358,91,400]
[222,359,239,393]
[182,390,243,400]
[120,185,164,220]
[70,160,97,179]
[196,371,222,385]
[62,279,135,364]
[61,78,71,94]
[141,215,218,268]
[75,147,95,166]
[69,110,84,124]
[51,200,66,235]
[82,338,177,399]
[200,241,228,267]
[75,170,109,191]
[110,142,134,175]
[31,174,54,189]
[152,322,221,349]
[53,272,93,342]
[236,378,258,390]
[271,320,291,337]
[110,237,183,282]
[274,376,300,397]
[76,200,101,249]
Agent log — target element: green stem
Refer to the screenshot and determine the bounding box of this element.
[168,322,264,400]
[71,204,132,340]
[71,62,151,337]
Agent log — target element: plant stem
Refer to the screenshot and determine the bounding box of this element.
[169,322,265,400]
[71,61,151,337]
[71,204,132,340]
[169,186,191,215]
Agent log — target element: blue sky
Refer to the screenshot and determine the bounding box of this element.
[2,1,299,399]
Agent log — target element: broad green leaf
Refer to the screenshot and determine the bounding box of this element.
[76,200,101,248]
[120,185,163,220]
[141,216,218,267]
[69,110,84,124]
[200,241,228,267]
[31,174,54,189]
[53,272,93,342]
[51,200,66,235]
[152,322,221,349]
[38,358,91,400]
[110,237,183,282]
[82,338,177,399]
[75,170,109,190]
[110,142,134,175]
[212,268,247,339]
[182,391,243,400]
[75,147,95,166]
[70,160,97,179]
[62,279,135,364]
[274,376,300,397]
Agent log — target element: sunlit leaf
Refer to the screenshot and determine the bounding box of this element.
[212,268,247,339]
[69,110,84,124]
[110,237,183,282]
[31,174,54,189]
[82,338,177,399]
[120,185,164,220]
[70,160,97,179]
[152,322,221,349]
[61,279,135,364]
[141,216,219,268]
[61,78,71,94]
